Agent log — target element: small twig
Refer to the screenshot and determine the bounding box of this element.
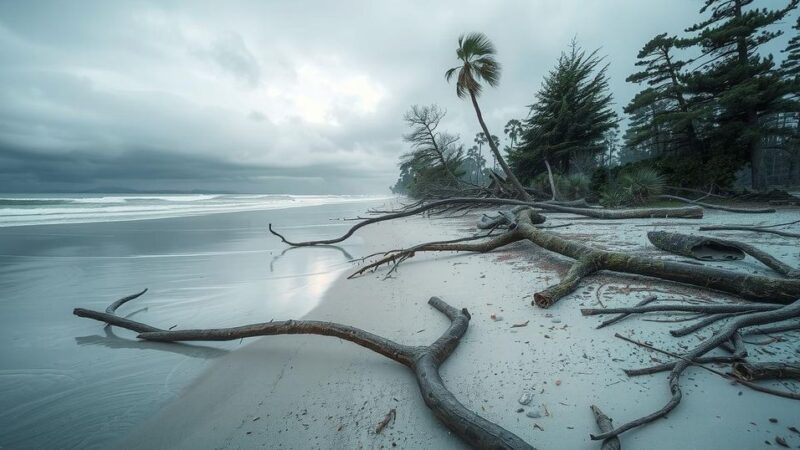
[596,296,657,329]
[375,408,396,434]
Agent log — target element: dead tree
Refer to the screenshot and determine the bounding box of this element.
[657,194,776,213]
[268,203,800,441]
[342,208,800,306]
[647,231,800,277]
[583,300,800,440]
[699,224,800,239]
[73,290,535,450]
[269,198,702,247]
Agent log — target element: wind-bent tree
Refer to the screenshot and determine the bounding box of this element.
[625,33,705,158]
[510,40,618,182]
[403,104,462,185]
[678,0,799,191]
[446,32,531,200]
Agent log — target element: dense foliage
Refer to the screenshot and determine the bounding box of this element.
[509,41,618,182]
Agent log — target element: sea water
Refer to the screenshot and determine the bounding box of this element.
[0,195,392,448]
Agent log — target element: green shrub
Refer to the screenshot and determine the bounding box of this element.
[599,183,631,207]
[620,167,665,204]
[563,173,591,199]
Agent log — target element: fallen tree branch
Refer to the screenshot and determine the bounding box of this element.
[648,231,799,278]
[596,296,658,329]
[74,292,535,450]
[698,225,800,239]
[591,299,800,441]
[657,194,776,214]
[348,231,527,279]
[590,405,621,450]
[732,362,800,382]
[582,303,780,317]
[665,186,728,199]
[350,209,800,307]
[375,408,396,434]
[269,198,703,247]
[742,320,800,336]
[669,312,748,337]
[624,356,743,377]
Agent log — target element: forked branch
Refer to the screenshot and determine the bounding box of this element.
[74,291,535,450]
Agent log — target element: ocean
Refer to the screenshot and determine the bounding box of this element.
[0,193,392,227]
[0,194,393,449]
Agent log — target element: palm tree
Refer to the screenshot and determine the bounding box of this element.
[446,32,530,200]
[503,119,523,148]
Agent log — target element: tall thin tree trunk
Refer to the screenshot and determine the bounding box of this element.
[734,0,765,191]
[544,158,560,201]
[469,91,531,200]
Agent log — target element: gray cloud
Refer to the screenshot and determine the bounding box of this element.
[197,31,262,88]
[0,1,796,194]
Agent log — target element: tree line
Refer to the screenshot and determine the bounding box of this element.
[392,0,800,200]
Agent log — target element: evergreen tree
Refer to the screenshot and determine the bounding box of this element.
[678,0,798,190]
[782,16,800,87]
[510,41,618,182]
[624,33,705,157]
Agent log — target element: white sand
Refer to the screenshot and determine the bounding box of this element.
[120,207,800,449]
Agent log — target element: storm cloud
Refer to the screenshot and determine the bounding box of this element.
[0,1,796,194]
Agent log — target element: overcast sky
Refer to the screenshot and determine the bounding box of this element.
[0,1,796,194]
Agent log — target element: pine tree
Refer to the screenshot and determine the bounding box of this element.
[782,16,800,85]
[510,41,618,182]
[624,33,705,157]
[678,0,798,190]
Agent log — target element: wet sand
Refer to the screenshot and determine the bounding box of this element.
[0,199,391,449]
[118,207,800,449]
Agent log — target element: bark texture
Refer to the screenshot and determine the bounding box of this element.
[74,292,535,450]
[648,231,799,277]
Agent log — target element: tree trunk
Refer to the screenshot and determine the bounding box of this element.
[544,158,560,201]
[469,91,531,200]
[74,292,536,450]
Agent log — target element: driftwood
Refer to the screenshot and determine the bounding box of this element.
[590,300,800,441]
[266,201,800,442]
[665,185,727,199]
[647,231,799,277]
[623,356,744,377]
[595,296,658,329]
[269,198,704,246]
[669,312,748,337]
[375,408,396,434]
[581,303,781,317]
[74,291,535,450]
[732,362,800,381]
[590,405,621,450]
[699,225,800,239]
[648,231,744,261]
[657,194,776,214]
[350,209,800,307]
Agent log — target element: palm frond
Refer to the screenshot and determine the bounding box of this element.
[444,66,459,82]
[447,32,501,99]
[461,32,496,58]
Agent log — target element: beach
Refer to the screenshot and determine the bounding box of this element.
[0,195,391,449]
[108,204,800,449]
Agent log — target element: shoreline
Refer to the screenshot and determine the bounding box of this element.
[118,207,800,449]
